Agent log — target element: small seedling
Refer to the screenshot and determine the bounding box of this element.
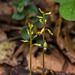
[22,23,41,75]
[37,8,53,75]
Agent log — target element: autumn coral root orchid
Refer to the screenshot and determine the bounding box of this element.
[21,23,44,75]
[37,8,53,75]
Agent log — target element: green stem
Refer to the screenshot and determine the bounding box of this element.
[42,14,45,75]
[30,29,32,75]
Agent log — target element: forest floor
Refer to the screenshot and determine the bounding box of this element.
[0,0,75,75]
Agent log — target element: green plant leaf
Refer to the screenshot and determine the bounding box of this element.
[59,1,75,21]
[12,12,25,20]
[17,1,24,12]
[32,16,42,27]
[23,0,30,6]
[13,0,30,7]
[12,1,18,7]
[21,26,30,40]
[53,0,74,3]
[25,4,38,16]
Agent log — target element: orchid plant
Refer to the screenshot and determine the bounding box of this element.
[22,8,53,75]
[36,8,53,75]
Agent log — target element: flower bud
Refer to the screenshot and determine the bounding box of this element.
[43,41,47,50]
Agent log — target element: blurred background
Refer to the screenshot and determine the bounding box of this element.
[0,0,75,75]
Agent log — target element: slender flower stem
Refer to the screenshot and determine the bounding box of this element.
[30,29,32,75]
[42,14,45,75]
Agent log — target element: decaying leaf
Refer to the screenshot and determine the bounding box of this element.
[0,41,18,66]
